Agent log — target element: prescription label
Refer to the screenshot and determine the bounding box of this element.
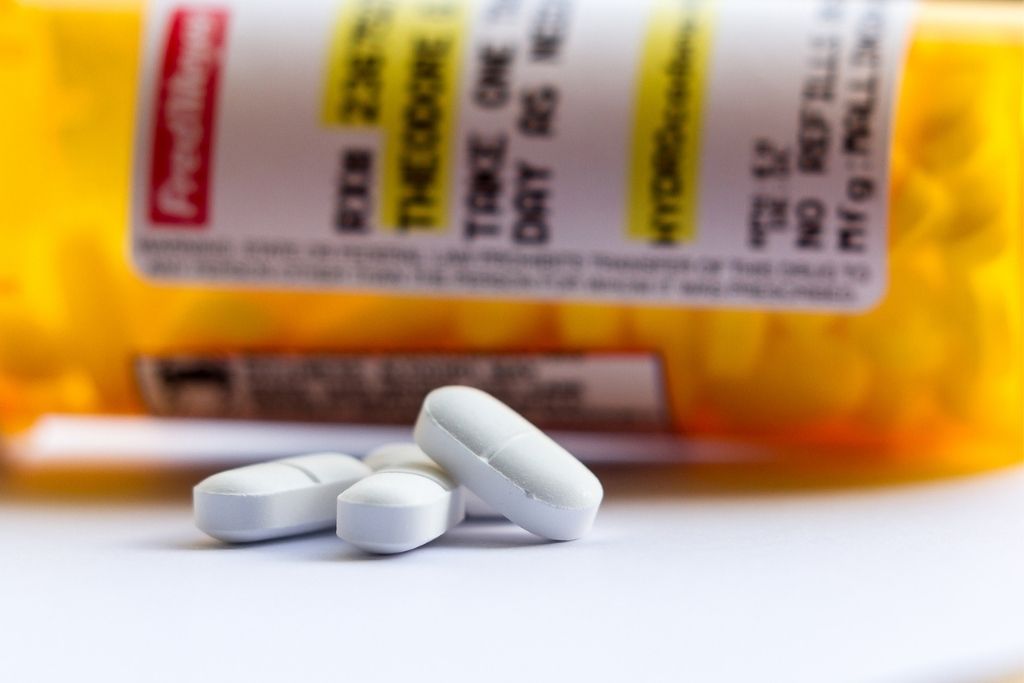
[135,353,669,431]
[132,0,913,311]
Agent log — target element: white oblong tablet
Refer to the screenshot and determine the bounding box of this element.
[338,444,464,554]
[365,442,500,519]
[363,442,429,471]
[194,452,371,542]
[414,386,603,541]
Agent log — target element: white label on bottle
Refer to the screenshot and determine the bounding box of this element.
[132,0,914,311]
[135,352,669,431]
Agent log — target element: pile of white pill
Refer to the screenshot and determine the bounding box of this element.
[193,386,604,553]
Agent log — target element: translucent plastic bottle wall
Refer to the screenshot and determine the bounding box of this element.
[0,0,1021,470]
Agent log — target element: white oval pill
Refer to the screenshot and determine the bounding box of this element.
[362,442,427,471]
[414,386,603,541]
[194,452,371,542]
[365,442,501,519]
[338,443,464,554]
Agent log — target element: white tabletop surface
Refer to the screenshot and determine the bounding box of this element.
[3,462,1023,683]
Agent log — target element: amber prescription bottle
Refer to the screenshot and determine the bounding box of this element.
[0,0,1020,470]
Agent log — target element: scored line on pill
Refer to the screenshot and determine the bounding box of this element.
[479,430,534,462]
[278,461,324,483]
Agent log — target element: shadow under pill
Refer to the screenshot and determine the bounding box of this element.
[428,522,551,550]
[321,523,551,561]
[143,528,342,554]
[329,546,410,562]
[152,521,552,560]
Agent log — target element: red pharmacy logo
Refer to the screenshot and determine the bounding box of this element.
[148,7,228,227]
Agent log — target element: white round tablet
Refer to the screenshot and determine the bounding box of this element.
[194,452,370,542]
[414,386,603,541]
[337,443,464,554]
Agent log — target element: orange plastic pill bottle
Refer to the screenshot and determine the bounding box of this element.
[0,0,1020,472]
